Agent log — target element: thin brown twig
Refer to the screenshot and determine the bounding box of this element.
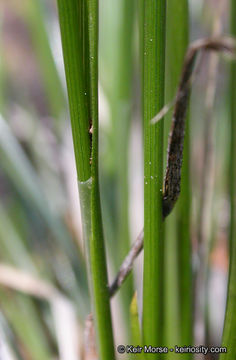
[109,36,236,298]
[109,230,144,297]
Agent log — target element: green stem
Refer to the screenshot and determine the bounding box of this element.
[220,0,236,357]
[57,1,115,358]
[168,0,192,348]
[142,0,166,349]
[164,0,191,353]
[111,0,134,261]
[177,112,192,348]
[88,1,115,358]
[56,0,91,181]
[102,0,135,336]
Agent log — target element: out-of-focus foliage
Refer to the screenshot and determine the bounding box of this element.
[0,0,233,358]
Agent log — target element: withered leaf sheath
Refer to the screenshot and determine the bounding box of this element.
[162,36,236,217]
[162,52,195,217]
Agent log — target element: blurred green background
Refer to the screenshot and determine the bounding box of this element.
[0,0,231,358]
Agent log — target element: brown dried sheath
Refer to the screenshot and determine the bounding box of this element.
[162,37,235,217]
[162,50,196,217]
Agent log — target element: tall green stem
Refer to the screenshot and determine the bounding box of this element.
[88,1,115,358]
[56,0,91,181]
[164,1,191,354]
[177,114,192,348]
[56,1,115,358]
[142,0,166,348]
[169,0,192,348]
[110,0,134,323]
[99,0,134,336]
[220,0,236,357]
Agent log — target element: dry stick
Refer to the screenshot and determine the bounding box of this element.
[109,230,144,297]
[109,36,236,298]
